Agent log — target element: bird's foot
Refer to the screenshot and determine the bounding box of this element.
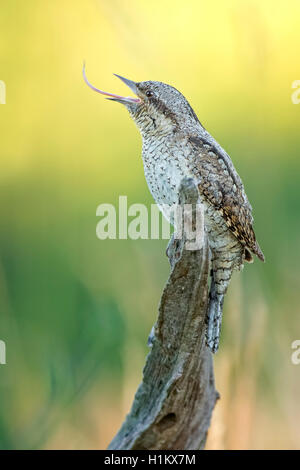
[166,233,182,267]
[147,325,156,347]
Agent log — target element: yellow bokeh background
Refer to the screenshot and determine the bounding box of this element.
[0,0,300,449]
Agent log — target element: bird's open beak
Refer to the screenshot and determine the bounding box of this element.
[83,64,141,105]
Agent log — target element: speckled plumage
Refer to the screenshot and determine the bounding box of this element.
[89,74,265,353]
[127,80,264,352]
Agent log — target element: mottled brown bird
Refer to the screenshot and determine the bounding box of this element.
[83,66,265,353]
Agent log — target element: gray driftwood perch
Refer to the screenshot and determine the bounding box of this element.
[108,178,219,450]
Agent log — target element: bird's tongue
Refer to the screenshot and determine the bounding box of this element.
[83,64,140,103]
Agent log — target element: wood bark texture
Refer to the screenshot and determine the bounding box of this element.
[108,177,219,450]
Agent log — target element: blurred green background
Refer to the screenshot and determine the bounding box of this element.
[0,0,300,449]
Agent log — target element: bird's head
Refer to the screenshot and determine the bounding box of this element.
[83,66,202,137]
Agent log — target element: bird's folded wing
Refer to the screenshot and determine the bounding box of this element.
[187,136,264,261]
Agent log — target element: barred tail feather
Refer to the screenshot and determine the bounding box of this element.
[206,279,224,354]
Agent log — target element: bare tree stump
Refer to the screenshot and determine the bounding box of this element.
[108,178,219,450]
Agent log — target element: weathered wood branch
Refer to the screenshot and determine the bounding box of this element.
[108,178,219,451]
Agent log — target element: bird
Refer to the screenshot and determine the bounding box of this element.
[83,65,265,353]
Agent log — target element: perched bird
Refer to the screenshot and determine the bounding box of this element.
[83,66,265,353]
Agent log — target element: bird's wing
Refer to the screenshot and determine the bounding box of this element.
[187,136,264,261]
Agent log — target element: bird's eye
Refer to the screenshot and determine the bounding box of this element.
[146,90,154,98]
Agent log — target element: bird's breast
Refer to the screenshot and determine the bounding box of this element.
[142,137,191,214]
